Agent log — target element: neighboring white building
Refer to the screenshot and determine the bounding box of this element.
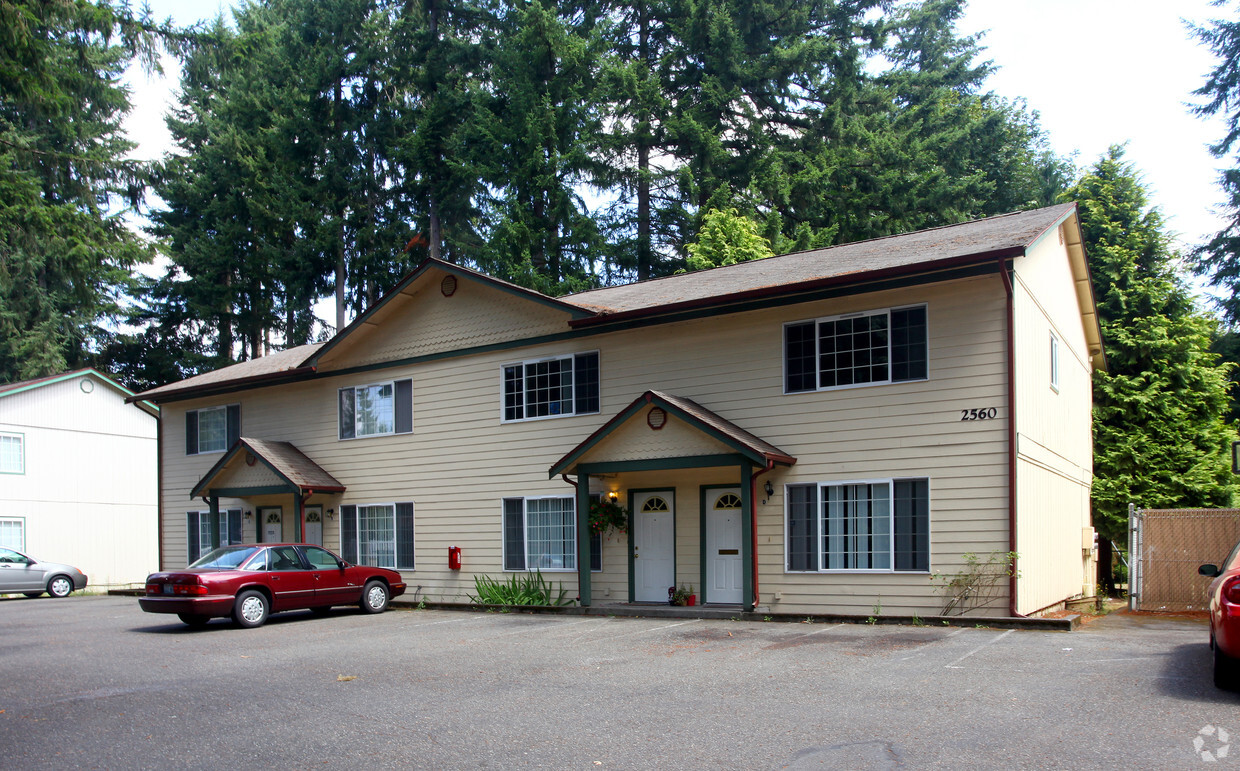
[0,369,159,588]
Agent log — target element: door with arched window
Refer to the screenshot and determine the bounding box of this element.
[633,491,674,602]
[705,488,743,604]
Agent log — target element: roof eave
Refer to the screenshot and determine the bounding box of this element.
[566,246,1027,329]
[129,365,319,405]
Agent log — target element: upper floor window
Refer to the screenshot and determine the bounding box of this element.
[502,352,600,422]
[0,433,23,474]
[785,305,927,393]
[339,379,412,440]
[186,405,240,455]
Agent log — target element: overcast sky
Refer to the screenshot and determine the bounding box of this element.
[123,0,1236,260]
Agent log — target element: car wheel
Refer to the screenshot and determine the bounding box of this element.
[1215,643,1240,690]
[360,580,389,614]
[177,613,210,627]
[232,590,269,628]
[47,575,74,598]
[23,591,43,598]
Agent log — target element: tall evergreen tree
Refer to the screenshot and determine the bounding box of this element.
[0,0,163,383]
[1068,146,1236,542]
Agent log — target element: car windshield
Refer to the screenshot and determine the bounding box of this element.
[189,546,263,569]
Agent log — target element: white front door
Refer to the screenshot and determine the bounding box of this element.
[304,506,323,546]
[261,508,282,543]
[705,488,744,604]
[633,491,675,602]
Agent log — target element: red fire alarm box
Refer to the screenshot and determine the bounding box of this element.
[448,546,462,570]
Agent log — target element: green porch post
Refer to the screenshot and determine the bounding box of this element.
[293,490,303,542]
[208,496,220,550]
[577,472,592,606]
[741,463,754,612]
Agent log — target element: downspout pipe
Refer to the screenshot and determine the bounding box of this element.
[999,261,1024,618]
[750,459,777,610]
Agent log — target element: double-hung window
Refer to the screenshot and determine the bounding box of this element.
[338,379,413,439]
[0,432,23,474]
[0,517,25,550]
[187,509,243,562]
[185,405,240,455]
[339,502,415,570]
[503,495,602,572]
[502,352,600,422]
[785,305,927,393]
[786,479,929,572]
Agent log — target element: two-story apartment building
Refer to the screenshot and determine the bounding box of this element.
[131,203,1103,616]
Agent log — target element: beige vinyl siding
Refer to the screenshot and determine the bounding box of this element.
[315,267,575,373]
[159,274,1015,613]
[1012,228,1095,613]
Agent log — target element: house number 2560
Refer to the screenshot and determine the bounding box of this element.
[960,407,998,421]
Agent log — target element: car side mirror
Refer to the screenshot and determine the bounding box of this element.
[1199,564,1221,577]
[337,559,347,570]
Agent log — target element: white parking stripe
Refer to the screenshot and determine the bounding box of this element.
[945,628,1015,669]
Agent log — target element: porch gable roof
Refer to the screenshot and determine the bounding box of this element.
[549,390,796,478]
[190,437,345,499]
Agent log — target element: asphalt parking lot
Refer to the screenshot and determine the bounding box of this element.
[0,595,1236,769]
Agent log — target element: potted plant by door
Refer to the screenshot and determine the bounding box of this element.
[670,584,696,606]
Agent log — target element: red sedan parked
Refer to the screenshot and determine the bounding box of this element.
[140,543,406,628]
[1199,539,1240,689]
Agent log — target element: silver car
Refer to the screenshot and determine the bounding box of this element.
[0,547,88,598]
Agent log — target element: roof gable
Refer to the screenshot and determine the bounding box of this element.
[311,261,587,373]
[1,368,158,416]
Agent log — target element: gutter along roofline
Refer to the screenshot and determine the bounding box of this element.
[566,247,1026,330]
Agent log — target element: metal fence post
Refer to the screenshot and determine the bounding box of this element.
[1128,503,1138,611]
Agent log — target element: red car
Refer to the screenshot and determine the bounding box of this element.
[140,543,406,628]
[1199,540,1240,689]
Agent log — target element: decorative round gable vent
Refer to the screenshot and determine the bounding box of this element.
[647,407,667,430]
[441,274,458,297]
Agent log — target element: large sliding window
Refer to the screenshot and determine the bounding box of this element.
[339,379,413,439]
[339,502,415,570]
[186,509,243,562]
[785,479,929,572]
[185,405,241,455]
[503,495,602,572]
[502,352,600,422]
[785,305,927,393]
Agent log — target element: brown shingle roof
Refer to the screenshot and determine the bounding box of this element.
[563,204,1076,319]
[241,438,345,492]
[131,343,322,402]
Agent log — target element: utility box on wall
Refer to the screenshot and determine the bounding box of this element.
[448,546,461,570]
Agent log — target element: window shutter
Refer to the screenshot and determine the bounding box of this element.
[894,479,929,571]
[187,512,200,563]
[226,404,241,448]
[395,502,415,570]
[340,505,357,563]
[339,388,356,439]
[186,411,199,455]
[502,498,526,571]
[891,307,928,382]
[574,353,600,414]
[786,484,818,571]
[227,509,243,545]
[394,380,413,434]
[784,323,817,393]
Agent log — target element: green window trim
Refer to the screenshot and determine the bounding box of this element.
[0,432,24,475]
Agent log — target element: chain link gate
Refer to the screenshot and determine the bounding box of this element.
[1128,505,1240,611]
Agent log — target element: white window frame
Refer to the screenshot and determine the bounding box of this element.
[189,509,244,562]
[503,495,580,572]
[339,381,396,439]
[1050,332,1060,392]
[0,517,25,550]
[355,502,398,568]
[784,478,931,574]
[500,350,600,424]
[0,432,24,475]
[783,304,929,394]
